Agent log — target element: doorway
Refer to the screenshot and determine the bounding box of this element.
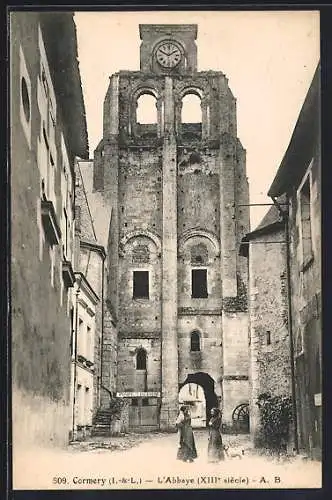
[179,383,206,428]
[179,372,219,426]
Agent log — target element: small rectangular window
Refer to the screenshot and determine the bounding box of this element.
[131,398,138,406]
[75,205,81,232]
[192,269,208,298]
[63,208,68,257]
[142,398,149,406]
[133,271,149,299]
[266,331,271,345]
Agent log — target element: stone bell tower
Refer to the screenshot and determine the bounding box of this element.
[93,24,250,431]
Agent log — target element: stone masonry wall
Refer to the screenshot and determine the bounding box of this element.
[178,315,223,396]
[78,161,118,405]
[117,338,161,393]
[289,142,321,455]
[96,55,250,429]
[118,149,162,240]
[248,226,291,442]
[11,13,75,447]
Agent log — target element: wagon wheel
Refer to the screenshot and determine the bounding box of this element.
[232,403,249,432]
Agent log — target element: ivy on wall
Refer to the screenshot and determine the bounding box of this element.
[256,392,293,452]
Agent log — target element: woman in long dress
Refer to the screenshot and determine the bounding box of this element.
[207,407,225,463]
[176,405,198,462]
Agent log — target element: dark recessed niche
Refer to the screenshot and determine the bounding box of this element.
[21,77,30,122]
[124,223,128,227]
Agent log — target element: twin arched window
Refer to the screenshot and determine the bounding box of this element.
[133,89,206,140]
[136,92,203,126]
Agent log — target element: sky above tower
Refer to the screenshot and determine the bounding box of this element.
[74,10,319,229]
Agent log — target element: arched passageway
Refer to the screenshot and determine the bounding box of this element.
[179,383,206,428]
[179,372,219,426]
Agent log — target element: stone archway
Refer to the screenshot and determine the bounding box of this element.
[179,372,218,426]
[179,383,206,428]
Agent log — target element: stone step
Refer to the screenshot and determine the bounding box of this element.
[129,426,159,433]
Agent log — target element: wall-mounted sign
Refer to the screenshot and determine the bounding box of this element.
[314,393,321,407]
[116,392,161,398]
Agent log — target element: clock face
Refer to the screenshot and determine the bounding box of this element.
[156,42,182,68]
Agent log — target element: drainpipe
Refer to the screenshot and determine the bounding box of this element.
[71,279,81,441]
[100,255,105,405]
[271,195,299,453]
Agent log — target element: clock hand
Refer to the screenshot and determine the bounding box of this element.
[169,50,180,56]
[158,48,169,56]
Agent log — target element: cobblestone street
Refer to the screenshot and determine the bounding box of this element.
[14,430,321,490]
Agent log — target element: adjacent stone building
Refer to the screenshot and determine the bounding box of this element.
[10,12,88,447]
[240,202,292,444]
[242,64,321,458]
[76,159,118,410]
[92,24,250,431]
[67,159,110,439]
[268,64,321,459]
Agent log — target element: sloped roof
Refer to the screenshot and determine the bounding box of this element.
[40,12,89,160]
[239,195,286,257]
[268,63,320,197]
[255,205,280,232]
[254,193,287,232]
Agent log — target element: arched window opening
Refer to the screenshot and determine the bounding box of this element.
[191,243,208,266]
[136,348,147,370]
[136,94,158,138]
[132,244,150,264]
[190,331,201,352]
[136,94,157,124]
[181,94,202,123]
[181,93,202,140]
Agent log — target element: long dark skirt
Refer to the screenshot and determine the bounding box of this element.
[208,429,225,462]
[177,424,198,462]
